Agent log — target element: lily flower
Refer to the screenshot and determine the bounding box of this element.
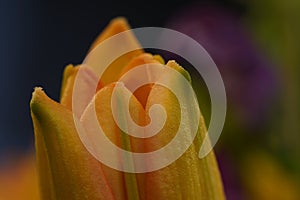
[30,17,225,200]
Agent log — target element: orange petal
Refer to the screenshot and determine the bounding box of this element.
[141,61,225,200]
[60,64,76,99]
[60,65,100,118]
[30,88,114,200]
[80,83,146,200]
[119,53,164,107]
[90,17,134,51]
[87,17,143,85]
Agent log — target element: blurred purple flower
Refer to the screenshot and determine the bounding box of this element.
[166,4,278,128]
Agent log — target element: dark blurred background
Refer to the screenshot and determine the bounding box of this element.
[1,0,299,199]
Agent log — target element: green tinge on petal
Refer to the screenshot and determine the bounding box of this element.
[30,87,115,200]
[166,60,191,82]
[142,62,225,200]
[114,89,140,200]
[80,83,147,200]
[168,61,225,198]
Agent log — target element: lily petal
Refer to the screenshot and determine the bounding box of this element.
[60,66,99,116]
[88,17,143,85]
[60,64,76,99]
[60,18,144,113]
[80,83,146,200]
[119,53,164,107]
[30,87,114,200]
[142,61,225,200]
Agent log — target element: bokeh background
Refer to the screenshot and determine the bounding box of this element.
[1,0,299,199]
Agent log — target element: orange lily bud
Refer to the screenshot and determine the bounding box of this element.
[30,17,225,200]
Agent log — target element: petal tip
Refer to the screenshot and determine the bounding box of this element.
[31,87,44,103]
[166,60,192,82]
[110,16,129,27]
[30,87,46,115]
[30,87,57,120]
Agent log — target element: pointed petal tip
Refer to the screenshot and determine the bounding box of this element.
[166,60,192,82]
[109,16,129,27]
[30,87,59,121]
[31,87,52,106]
[30,87,47,119]
[90,17,132,51]
[31,87,44,104]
